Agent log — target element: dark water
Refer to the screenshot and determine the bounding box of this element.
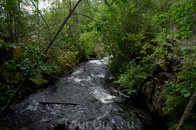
[0,57,166,130]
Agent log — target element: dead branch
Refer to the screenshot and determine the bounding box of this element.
[10,33,36,43]
[39,0,82,61]
[30,0,52,41]
[39,102,85,105]
[72,13,121,35]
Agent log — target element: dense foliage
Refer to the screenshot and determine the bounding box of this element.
[0,0,101,106]
[0,0,196,129]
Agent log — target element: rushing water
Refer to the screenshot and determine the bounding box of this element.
[0,57,166,130]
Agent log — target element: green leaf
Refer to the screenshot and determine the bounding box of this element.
[184,93,190,98]
[4,62,8,65]
[168,53,174,57]
[164,81,168,84]
[17,64,21,67]
[27,87,32,91]
[191,72,196,76]
[20,67,26,70]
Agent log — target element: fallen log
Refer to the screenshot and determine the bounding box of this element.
[39,102,85,106]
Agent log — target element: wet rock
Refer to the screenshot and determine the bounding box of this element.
[137,56,180,117]
[138,76,166,117]
[165,58,180,72]
[89,52,97,59]
[140,78,165,117]
[54,122,66,130]
[141,80,156,113]
[68,120,81,130]
[54,118,70,130]
[54,119,83,130]
[165,38,177,44]
[137,76,152,93]
[152,64,165,78]
[0,116,8,122]
[21,127,29,130]
[150,79,165,117]
[157,72,169,84]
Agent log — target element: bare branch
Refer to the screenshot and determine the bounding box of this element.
[39,102,85,105]
[85,0,97,11]
[10,33,36,43]
[39,0,82,61]
[30,0,52,41]
[69,0,72,13]
[72,13,120,35]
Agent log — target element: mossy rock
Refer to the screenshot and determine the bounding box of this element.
[142,81,153,98]
[57,51,78,71]
[157,72,169,84]
[152,63,165,78]
[29,77,48,86]
[139,78,165,117]
[165,57,180,72]
[60,63,71,71]
[137,76,152,93]
[13,47,22,58]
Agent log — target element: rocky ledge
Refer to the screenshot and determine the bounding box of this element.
[137,58,180,117]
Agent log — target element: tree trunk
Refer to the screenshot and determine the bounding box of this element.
[164,0,167,36]
[192,12,196,40]
[39,0,81,61]
[37,1,41,50]
[0,0,82,118]
[176,91,196,130]
[7,0,13,41]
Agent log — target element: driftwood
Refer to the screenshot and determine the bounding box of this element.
[39,102,85,106]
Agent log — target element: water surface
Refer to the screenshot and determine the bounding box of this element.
[0,57,166,130]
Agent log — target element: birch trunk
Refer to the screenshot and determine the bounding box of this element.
[176,91,196,130]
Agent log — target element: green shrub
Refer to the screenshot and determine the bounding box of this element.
[161,44,196,130]
[40,62,61,75]
[113,60,145,95]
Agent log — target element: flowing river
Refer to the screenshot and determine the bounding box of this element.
[0,57,166,130]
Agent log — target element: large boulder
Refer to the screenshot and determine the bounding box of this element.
[165,58,181,72]
[139,78,165,117]
[138,64,169,117]
[152,64,165,78]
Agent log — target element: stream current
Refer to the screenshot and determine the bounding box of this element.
[0,57,166,130]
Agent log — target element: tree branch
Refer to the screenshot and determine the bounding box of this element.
[39,0,82,61]
[72,13,121,35]
[10,33,36,43]
[86,0,97,11]
[69,0,72,13]
[30,0,51,41]
[39,102,85,105]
